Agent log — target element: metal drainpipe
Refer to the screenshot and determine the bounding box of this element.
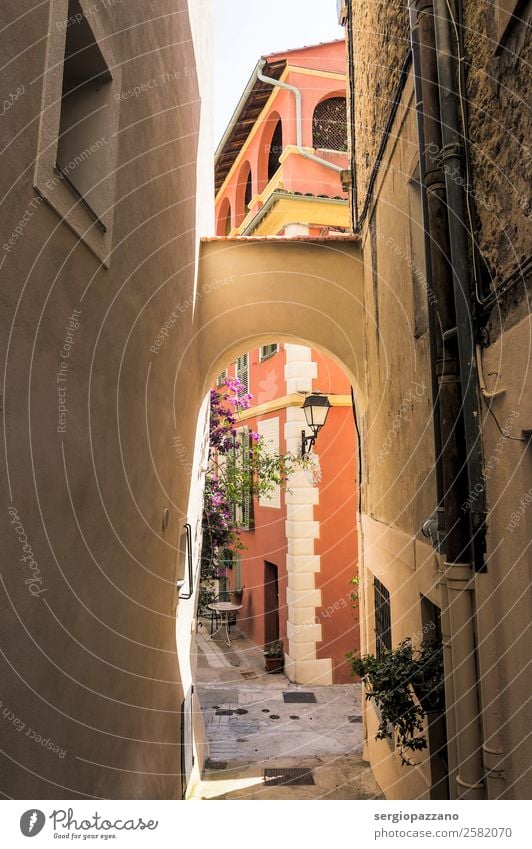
[432,0,486,572]
[409,5,445,543]
[408,0,485,800]
[257,60,344,174]
[432,0,501,798]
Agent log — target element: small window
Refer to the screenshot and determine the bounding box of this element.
[312,97,348,151]
[34,0,121,264]
[57,0,114,223]
[259,344,278,361]
[216,369,227,387]
[235,353,249,394]
[374,578,391,661]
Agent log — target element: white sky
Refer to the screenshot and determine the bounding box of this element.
[213,0,344,144]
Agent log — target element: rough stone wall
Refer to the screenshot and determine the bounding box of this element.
[351,0,410,209]
[463,1,531,285]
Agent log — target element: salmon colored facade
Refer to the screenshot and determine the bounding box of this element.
[213,41,359,684]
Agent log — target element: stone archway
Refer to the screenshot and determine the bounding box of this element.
[193,236,365,405]
[189,234,366,682]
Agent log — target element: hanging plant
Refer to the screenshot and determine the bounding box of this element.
[347,638,444,766]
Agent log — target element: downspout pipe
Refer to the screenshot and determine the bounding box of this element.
[432,0,486,571]
[257,60,344,174]
[408,0,485,800]
[409,6,445,545]
[433,0,502,798]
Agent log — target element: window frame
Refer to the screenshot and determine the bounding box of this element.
[34,0,121,266]
[312,96,348,152]
[232,426,254,531]
[235,353,249,394]
[259,343,279,362]
[374,577,392,661]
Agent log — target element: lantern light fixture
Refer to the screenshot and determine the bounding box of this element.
[301,391,331,456]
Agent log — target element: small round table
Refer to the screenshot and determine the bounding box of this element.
[208,602,243,647]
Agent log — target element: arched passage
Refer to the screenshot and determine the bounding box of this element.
[185,235,366,684]
[193,236,365,406]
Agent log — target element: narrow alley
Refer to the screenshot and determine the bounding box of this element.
[191,624,382,800]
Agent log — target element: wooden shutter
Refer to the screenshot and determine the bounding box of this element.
[236,353,249,394]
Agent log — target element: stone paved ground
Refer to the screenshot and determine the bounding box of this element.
[191,623,383,800]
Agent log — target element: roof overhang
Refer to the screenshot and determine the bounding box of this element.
[214,58,286,194]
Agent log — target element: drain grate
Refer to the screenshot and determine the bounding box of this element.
[348,715,363,723]
[283,692,317,704]
[240,669,258,680]
[215,709,234,716]
[264,768,315,786]
[205,759,227,770]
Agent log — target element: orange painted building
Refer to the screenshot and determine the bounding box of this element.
[214,42,359,684]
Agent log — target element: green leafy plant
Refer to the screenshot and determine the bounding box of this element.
[264,639,283,658]
[347,638,444,766]
[350,575,360,609]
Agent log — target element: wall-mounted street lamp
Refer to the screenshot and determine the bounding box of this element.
[301,392,331,456]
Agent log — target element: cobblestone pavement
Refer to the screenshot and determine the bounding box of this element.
[191,624,383,800]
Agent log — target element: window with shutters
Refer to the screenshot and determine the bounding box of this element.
[233,426,254,530]
[234,554,242,589]
[312,97,348,151]
[216,369,227,387]
[259,343,279,361]
[258,417,281,509]
[235,353,249,394]
[374,577,392,661]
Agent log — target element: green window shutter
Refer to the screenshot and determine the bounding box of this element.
[236,353,249,394]
[234,554,242,589]
[233,426,253,530]
[259,343,278,361]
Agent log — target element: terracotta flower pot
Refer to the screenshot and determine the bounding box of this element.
[264,655,284,674]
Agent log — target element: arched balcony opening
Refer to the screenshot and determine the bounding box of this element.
[235,161,254,227]
[216,197,232,236]
[257,112,284,193]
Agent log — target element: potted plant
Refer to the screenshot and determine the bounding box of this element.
[347,638,444,766]
[264,639,284,673]
[231,586,244,606]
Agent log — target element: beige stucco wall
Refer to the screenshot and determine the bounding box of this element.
[348,0,531,800]
[0,0,210,799]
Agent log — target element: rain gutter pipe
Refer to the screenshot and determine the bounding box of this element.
[409,0,484,799]
[257,60,344,174]
[409,0,485,800]
[433,0,486,571]
[409,6,445,547]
